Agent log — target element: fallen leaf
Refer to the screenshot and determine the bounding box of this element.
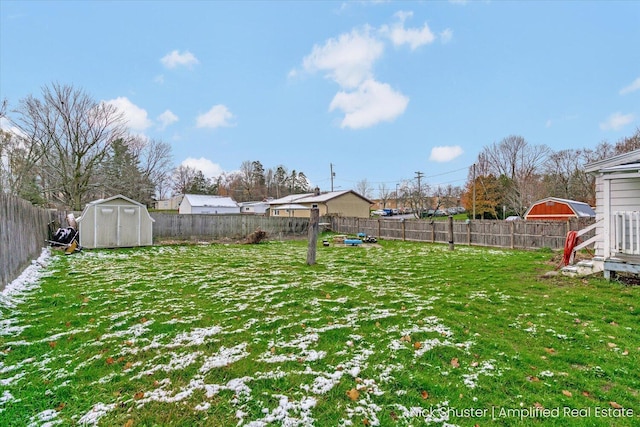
[124,362,133,370]
[401,305,406,310]
[375,321,380,328]
[607,342,617,348]
[325,293,331,299]
[106,357,114,365]
[65,321,71,328]
[527,376,540,382]
[451,358,460,368]
[471,361,479,367]
[414,342,422,350]
[610,321,618,326]
[362,419,370,426]
[55,402,65,411]
[390,411,398,421]
[116,356,125,363]
[622,349,629,356]
[123,420,134,427]
[582,391,591,397]
[270,346,276,354]
[421,390,429,399]
[400,335,411,342]
[48,341,57,348]
[610,402,623,409]
[544,347,556,354]
[534,402,544,409]
[134,391,144,400]
[140,317,147,323]
[562,390,572,397]
[346,388,360,401]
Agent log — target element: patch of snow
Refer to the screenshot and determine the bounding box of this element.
[167,325,223,348]
[246,394,316,427]
[0,247,51,309]
[200,343,249,374]
[77,402,116,425]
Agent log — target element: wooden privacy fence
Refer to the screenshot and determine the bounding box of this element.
[151,213,310,241]
[329,216,596,250]
[0,194,53,291]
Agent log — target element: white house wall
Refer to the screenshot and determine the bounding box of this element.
[191,207,240,215]
[594,174,640,258]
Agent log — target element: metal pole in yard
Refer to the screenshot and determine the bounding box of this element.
[448,215,455,250]
[307,207,319,265]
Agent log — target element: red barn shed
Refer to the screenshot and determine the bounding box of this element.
[524,197,595,221]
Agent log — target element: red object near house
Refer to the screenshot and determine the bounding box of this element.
[524,197,595,221]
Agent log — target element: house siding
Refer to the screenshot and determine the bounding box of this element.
[593,174,640,258]
[325,193,371,218]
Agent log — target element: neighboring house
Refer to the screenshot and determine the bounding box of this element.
[239,201,270,215]
[524,197,595,221]
[154,195,183,211]
[77,194,154,248]
[269,189,372,219]
[578,150,640,279]
[178,194,240,214]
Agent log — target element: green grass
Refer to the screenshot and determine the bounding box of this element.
[1,237,639,426]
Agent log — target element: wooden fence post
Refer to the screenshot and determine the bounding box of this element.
[306,208,319,265]
[510,221,515,249]
[448,215,454,250]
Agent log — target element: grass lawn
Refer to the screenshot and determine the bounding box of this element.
[1,237,638,426]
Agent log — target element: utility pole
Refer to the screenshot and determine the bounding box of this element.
[415,171,424,216]
[472,164,476,220]
[330,163,335,192]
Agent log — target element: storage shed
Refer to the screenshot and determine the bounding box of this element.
[523,197,595,221]
[77,195,154,248]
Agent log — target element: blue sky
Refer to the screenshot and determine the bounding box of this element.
[1,0,639,196]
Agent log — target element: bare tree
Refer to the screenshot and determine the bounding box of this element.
[378,183,391,208]
[127,136,174,201]
[478,135,550,214]
[11,83,127,209]
[355,179,373,199]
[171,164,200,195]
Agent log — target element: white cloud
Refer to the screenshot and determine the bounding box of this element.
[181,157,225,179]
[105,97,152,131]
[620,77,640,95]
[0,117,26,138]
[440,28,453,44]
[161,50,199,69]
[329,79,408,129]
[429,145,464,162]
[196,105,235,129]
[157,110,178,130]
[381,10,436,50]
[302,27,384,89]
[599,112,635,131]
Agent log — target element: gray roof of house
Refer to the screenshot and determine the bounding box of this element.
[183,194,238,208]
